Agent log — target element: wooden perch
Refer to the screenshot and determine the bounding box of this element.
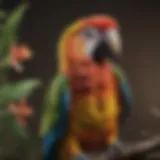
[87,136,160,160]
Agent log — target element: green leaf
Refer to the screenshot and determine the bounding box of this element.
[0,10,7,20]
[0,110,28,159]
[0,110,26,137]
[12,119,29,138]
[0,55,10,69]
[0,3,28,57]
[0,79,40,104]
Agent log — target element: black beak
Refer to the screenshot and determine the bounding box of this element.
[92,40,116,64]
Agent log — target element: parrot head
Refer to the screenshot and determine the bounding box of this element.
[57,14,122,91]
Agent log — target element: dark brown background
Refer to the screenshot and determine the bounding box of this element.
[1,0,160,142]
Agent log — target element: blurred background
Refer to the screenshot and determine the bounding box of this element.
[1,0,160,159]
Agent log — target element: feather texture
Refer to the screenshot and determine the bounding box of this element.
[40,74,70,160]
[110,62,132,123]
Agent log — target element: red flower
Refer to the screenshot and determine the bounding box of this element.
[8,99,33,128]
[10,44,32,73]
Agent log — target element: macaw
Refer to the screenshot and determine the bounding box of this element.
[40,14,132,160]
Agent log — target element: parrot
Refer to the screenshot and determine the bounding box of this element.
[40,14,132,160]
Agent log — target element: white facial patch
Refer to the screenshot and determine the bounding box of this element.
[80,27,101,57]
[84,39,99,56]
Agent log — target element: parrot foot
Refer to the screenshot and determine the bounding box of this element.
[106,141,124,160]
[73,152,89,160]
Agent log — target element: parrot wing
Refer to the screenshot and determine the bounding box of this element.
[111,62,133,124]
[40,74,70,160]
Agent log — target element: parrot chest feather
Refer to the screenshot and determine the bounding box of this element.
[69,87,119,150]
[71,92,119,128]
[67,64,121,148]
[70,69,119,134]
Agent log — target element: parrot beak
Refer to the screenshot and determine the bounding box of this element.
[105,29,122,57]
[92,29,122,64]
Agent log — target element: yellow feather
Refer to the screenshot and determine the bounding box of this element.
[57,20,84,73]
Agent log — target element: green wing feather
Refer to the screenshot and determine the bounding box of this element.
[110,61,133,122]
[39,74,67,137]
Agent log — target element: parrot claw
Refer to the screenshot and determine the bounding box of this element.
[73,152,88,160]
[106,141,124,160]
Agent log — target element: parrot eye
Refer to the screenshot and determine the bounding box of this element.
[81,27,100,39]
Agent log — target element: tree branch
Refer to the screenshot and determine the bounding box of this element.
[87,136,160,160]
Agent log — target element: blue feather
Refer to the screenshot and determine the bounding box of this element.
[110,62,132,123]
[121,81,132,118]
[43,87,70,160]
